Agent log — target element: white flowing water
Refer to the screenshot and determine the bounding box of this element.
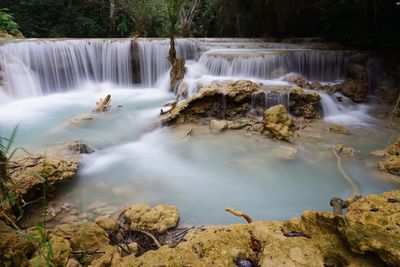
[0,38,398,225]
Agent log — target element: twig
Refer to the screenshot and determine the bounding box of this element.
[132,228,162,248]
[225,207,253,223]
[0,211,21,230]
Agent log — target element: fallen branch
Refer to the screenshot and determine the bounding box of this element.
[92,94,111,113]
[0,211,21,230]
[225,207,253,223]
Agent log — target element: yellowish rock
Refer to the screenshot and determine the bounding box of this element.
[123,204,180,234]
[263,105,295,141]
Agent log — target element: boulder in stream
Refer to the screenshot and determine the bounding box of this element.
[263,104,295,141]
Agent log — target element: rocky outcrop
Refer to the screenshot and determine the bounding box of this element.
[263,104,295,141]
[338,190,400,266]
[6,154,78,202]
[289,87,322,119]
[209,119,229,134]
[337,80,369,103]
[170,58,186,91]
[161,80,260,125]
[1,190,398,266]
[376,138,400,176]
[122,204,180,234]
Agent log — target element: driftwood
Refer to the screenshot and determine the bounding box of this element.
[330,194,362,216]
[92,94,111,113]
[225,207,253,223]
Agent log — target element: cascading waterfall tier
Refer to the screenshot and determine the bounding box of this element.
[199,49,349,81]
[0,39,133,96]
[0,38,352,98]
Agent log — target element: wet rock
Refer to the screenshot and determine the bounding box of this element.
[334,144,357,157]
[289,87,322,119]
[65,140,96,155]
[6,154,78,202]
[0,220,35,267]
[371,149,386,157]
[161,80,260,125]
[209,119,229,134]
[386,138,400,156]
[377,138,400,176]
[228,118,252,130]
[263,105,295,141]
[378,156,400,176]
[123,204,180,234]
[337,80,368,102]
[284,74,309,88]
[90,245,122,267]
[329,124,350,135]
[309,81,323,90]
[347,63,368,80]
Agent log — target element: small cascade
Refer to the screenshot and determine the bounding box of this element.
[137,39,200,87]
[264,90,290,110]
[0,39,132,96]
[248,90,290,117]
[199,50,349,81]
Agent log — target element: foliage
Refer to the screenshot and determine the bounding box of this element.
[1,0,400,48]
[117,0,167,37]
[0,8,20,36]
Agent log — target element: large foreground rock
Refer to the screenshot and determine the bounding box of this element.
[6,154,78,202]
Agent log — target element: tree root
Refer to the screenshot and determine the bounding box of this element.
[225,207,253,223]
[331,146,360,195]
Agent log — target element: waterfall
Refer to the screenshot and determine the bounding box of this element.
[0,39,132,96]
[199,49,348,81]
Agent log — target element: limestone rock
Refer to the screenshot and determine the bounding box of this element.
[123,204,180,234]
[0,221,35,267]
[161,80,260,125]
[334,144,357,157]
[329,124,350,135]
[263,105,295,141]
[339,190,400,266]
[289,87,322,119]
[386,138,400,156]
[209,119,228,133]
[30,234,71,266]
[52,222,113,264]
[6,154,78,202]
[338,80,368,102]
[378,156,400,176]
[377,138,400,176]
[170,58,186,91]
[284,74,309,88]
